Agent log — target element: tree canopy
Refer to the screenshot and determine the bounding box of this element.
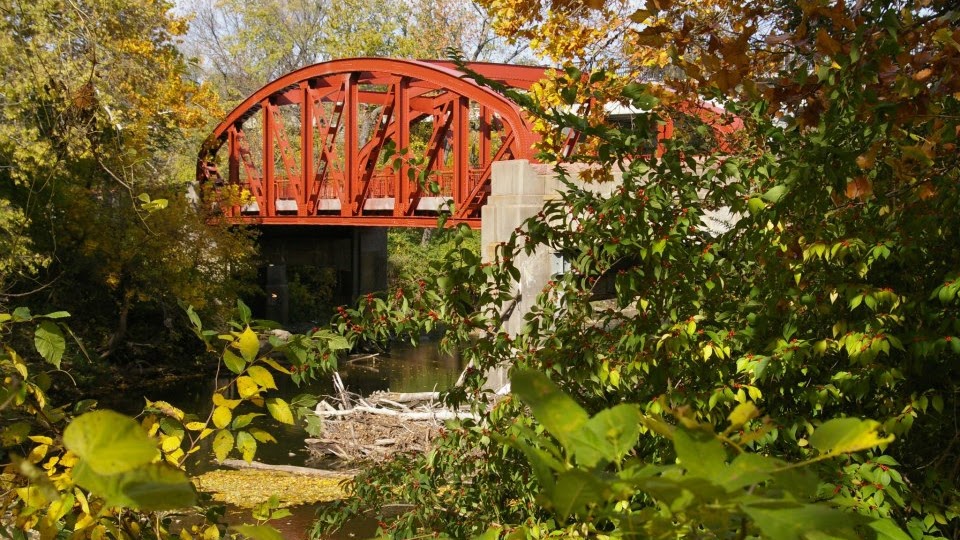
[0,0,257,359]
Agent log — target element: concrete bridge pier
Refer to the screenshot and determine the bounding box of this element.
[479,160,557,390]
[259,226,388,324]
[481,160,555,337]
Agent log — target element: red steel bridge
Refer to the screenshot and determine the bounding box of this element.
[197,58,741,229]
[196,58,553,228]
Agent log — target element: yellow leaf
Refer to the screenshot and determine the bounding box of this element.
[165,447,184,465]
[185,422,207,431]
[237,327,260,363]
[74,513,95,532]
[149,400,185,420]
[161,435,182,453]
[74,488,90,515]
[213,430,234,462]
[246,365,277,390]
[213,393,242,409]
[212,406,232,429]
[27,444,49,464]
[203,525,220,540]
[236,376,259,399]
[260,358,291,374]
[265,398,294,425]
[727,402,760,431]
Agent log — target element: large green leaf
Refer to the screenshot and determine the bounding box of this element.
[266,398,294,425]
[497,429,563,495]
[232,525,284,540]
[716,453,780,492]
[865,518,911,540]
[551,469,607,522]
[672,427,727,481]
[72,460,196,510]
[63,410,156,474]
[34,321,65,368]
[511,370,588,449]
[576,404,643,466]
[236,431,257,462]
[742,502,862,540]
[809,418,894,457]
[223,349,246,375]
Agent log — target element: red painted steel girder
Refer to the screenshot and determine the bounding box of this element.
[197,58,744,229]
[198,58,549,228]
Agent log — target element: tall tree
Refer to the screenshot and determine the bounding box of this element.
[0,0,256,359]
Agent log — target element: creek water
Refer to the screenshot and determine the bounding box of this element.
[103,341,465,540]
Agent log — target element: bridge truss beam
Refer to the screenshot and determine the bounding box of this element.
[197,59,550,228]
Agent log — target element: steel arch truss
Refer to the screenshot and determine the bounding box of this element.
[197,58,548,228]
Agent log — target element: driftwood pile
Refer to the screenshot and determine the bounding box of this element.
[305,372,476,462]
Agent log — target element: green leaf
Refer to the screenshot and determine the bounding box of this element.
[213,429,234,462]
[236,431,257,462]
[236,300,252,324]
[1,422,31,446]
[673,427,727,481]
[572,404,643,466]
[41,311,70,319]
[63,410,156,475]
[238,326,259,363]
[248,428,277,444]
[552,469,607,522]
[761,184,787,203]
[865,518,911,540]
[186,306,202,330]
[511,370,589,449]
[223,349,246,375]
[72,460,196,511]
[232,525,284,540]
[266,398,295,425]
[437,276,452,292]
[232,412,264,430]
[246,365,277,390]
[498,433,560,494]
[742,502,862,540]
[325,334,351,351]
[716,453,780,492]
[808,418,894,457]
[34,321,65,368]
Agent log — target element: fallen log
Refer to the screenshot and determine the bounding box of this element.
[313,405,477,421]
[367,391,440,404]
[220,459,355,477]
